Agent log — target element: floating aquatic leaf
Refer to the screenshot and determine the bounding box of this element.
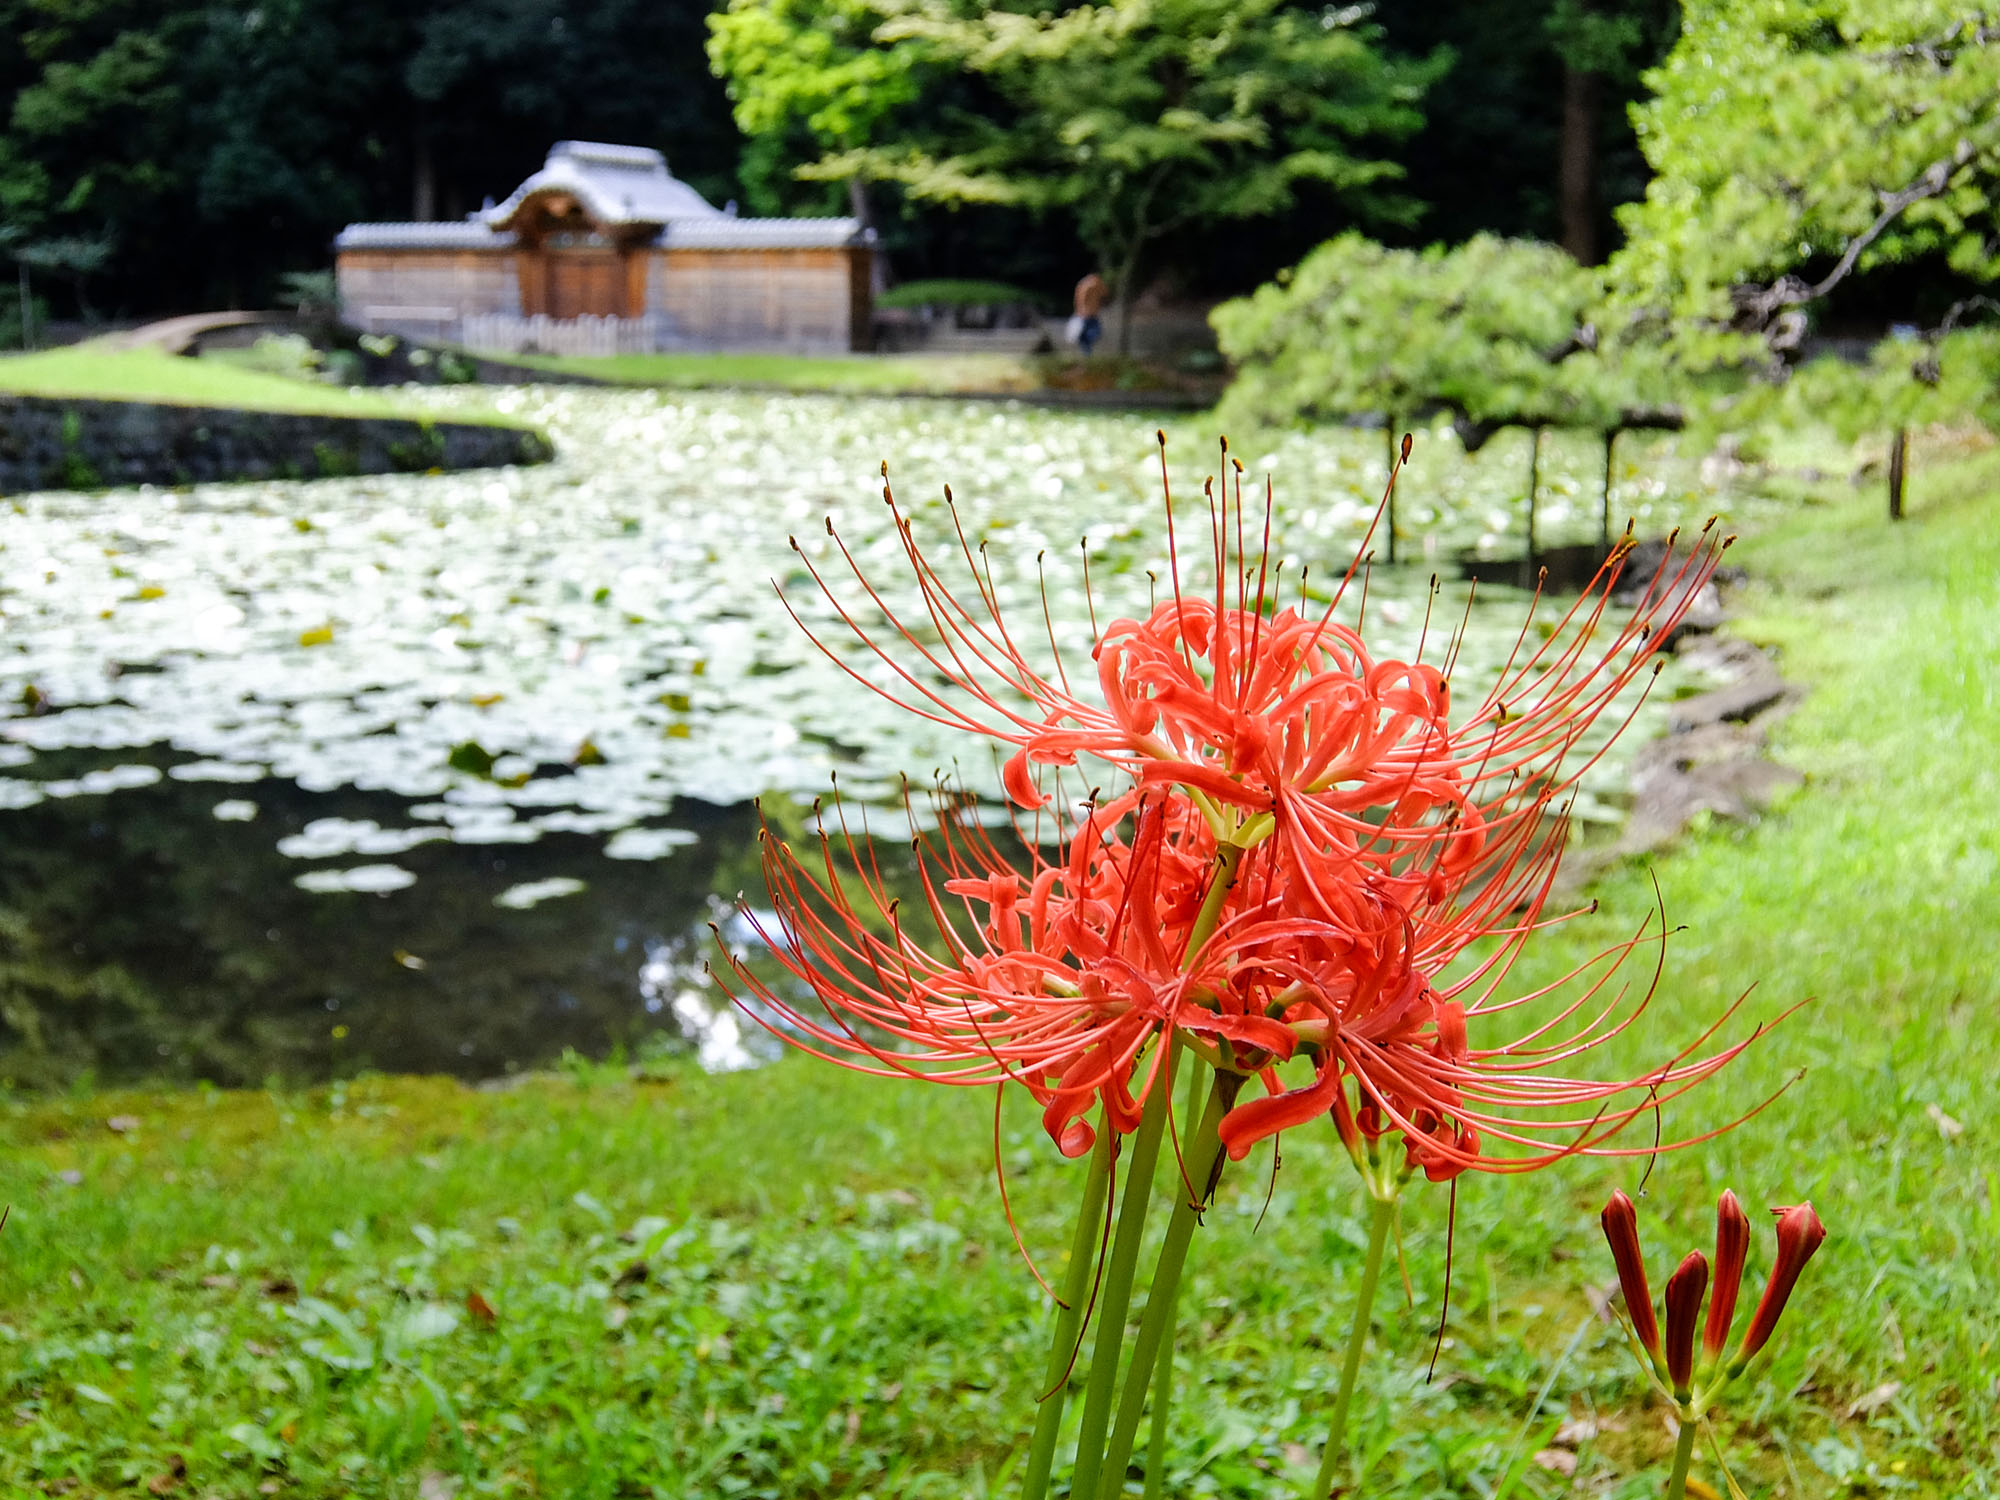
[447,741,497,777]
[169,760,269,783]
[493,876,588,909]
[41,764,163,798]
[293,864,418,895]
[603,826,699,861]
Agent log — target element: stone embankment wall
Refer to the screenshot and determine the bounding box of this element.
[0,395,553,492]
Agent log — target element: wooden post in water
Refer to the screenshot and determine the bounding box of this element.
[1522,426,1543,588]
[1601,427,1620,551]
[1888,427,1908,520]
[1384,415,1398,564]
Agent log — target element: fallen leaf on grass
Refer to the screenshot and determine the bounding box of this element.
[1683,1479,1722,1500]
[1532,1448,1577,1477]
[1926,1103,1964,1140]
[1846,1381,1902,1419]
[144,1454,186,1493]
[1553,1416,1600,1446]
[465,1290,497,1325]
[106,1115,141,1134]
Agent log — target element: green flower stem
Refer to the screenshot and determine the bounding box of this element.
[1063,840,1243,1500]
[1308,1191,1396,1500]
[1140,1285,1176,1500]
[1021,1124,1115,1500]
[1066,1037,1178,1500]
[1140,1051,1210,1500]
[1182,843,1244,965]
[1665,1414,1698,1500]
[1100,1076,1232,1493]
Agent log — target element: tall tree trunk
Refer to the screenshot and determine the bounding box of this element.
[413,135,437,223]
[1115,248,1141,357]
[847,178,888,295]
[1559,65,1601,264]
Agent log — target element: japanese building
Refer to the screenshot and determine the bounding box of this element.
[334,142,875,355]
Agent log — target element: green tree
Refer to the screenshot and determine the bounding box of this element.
[0,0,745,316]
[1212,233,1666,435]
[705,0,936,223]
[814,0,1438,351]
[1598,3,2000,513]
[1608,1,2000,372]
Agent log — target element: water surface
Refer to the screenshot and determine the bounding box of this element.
[0,389,1752,1086]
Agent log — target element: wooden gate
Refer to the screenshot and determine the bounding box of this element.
[545,250,625,319]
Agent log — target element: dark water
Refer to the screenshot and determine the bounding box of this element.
[0,746,795,1087]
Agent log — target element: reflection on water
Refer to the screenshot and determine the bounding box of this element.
[0,745,819,1087]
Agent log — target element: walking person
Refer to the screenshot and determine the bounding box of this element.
[1071,272,1106,356]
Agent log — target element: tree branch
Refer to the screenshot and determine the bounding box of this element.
[1731,137,1984,342]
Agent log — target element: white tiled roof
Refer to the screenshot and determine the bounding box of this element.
[663,217,868,250]
[336,144,876,254]
[484,140,722,229]
[334,221,516,251]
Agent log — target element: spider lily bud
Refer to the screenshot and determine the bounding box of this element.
[1737,1202,1827,1365]
[1703,1190,1750,1364]
[1599,1190,1659,1356]
[1662,1251,1710,1395]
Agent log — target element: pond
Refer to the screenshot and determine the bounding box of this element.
[0,387,1755,1087]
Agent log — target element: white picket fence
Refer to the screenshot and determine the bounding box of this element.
[457,313,666,357]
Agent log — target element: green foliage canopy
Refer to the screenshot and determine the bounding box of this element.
[1589,3,2000,440]
[1609,2,2000,363]
[712,0,1438,343]
[1212,233,1670,435]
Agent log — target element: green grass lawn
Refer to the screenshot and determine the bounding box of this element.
[2,447,1996,1498]
[508,349,1046,395]
[0,347,526,428]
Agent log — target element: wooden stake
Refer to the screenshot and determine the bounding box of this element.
[1888,427,1908,520]
[1601,427,1619,551]
[1385,415,1398,564]
[1522,427,1543,588]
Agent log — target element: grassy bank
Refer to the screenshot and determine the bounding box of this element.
[506,349,1222,403]
[2,450,1995,1498]
[507,349,1042,395]
[0,347,524,427]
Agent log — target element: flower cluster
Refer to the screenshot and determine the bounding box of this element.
[1600,1189,1827,1409]
[717,436,1770,1184]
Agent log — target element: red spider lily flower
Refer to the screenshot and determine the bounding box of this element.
[713,782,1274,1160]
[1736,1202,1827,1365]
[1600,1189,1661,1356]
[1663,1250,1710,1394]
[1704,1190,1751,1363]
[728,434,1787,1208]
